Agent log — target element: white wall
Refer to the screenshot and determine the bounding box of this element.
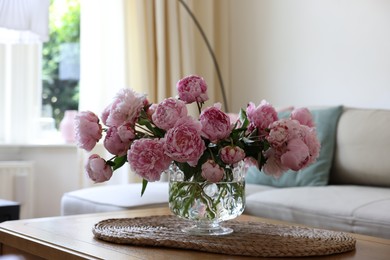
[0,145,80,218]
[229,0,390,112]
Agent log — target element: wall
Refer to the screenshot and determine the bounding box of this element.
[229,0,390,112]
[0,145,80,218]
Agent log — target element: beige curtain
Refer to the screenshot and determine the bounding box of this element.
[123,0,230,112]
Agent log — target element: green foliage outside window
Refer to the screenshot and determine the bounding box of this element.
[42,0,80,128]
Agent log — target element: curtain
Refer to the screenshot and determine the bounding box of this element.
[0,0,49,43]
[0,44,42,143]
[79,0,230,186]
[124,0,230,112]
[0,0,49,143]
[79,0,129,186]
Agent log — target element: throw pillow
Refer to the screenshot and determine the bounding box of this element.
[246,106,343,187]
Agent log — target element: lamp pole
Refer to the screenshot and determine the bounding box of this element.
[179,0,229,112]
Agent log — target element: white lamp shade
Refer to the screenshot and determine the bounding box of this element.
[0,0,50,43]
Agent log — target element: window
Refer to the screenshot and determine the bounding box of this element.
[0,0,79,144]
[42,0,80,128]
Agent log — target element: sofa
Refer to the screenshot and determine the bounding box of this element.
[61,106,390,239]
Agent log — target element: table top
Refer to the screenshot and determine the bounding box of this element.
[1,207,390,259]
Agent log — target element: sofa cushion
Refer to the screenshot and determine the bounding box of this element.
[246,106,343,187]
[331,108,390,187]
[61,182,169,215]
[245,185,390,239]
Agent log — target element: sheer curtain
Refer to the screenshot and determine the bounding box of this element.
[79,0,230,186]
[0,0,49,43]
[0,0,49,144]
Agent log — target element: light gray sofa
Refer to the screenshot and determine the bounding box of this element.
[61,106,390,239]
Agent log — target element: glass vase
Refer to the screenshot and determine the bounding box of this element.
[168,161,245,236]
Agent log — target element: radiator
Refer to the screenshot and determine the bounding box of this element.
[0,161,34,219]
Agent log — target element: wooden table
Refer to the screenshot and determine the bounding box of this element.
[0,207,390,259]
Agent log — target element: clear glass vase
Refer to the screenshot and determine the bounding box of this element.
[168,161,245,236]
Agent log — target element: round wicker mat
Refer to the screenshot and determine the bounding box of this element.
[93,215,356,257]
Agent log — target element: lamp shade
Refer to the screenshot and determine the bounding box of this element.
[0,0,50,43]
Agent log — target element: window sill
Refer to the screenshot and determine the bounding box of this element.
[0,143,77,148]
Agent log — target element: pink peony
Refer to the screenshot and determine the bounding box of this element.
[301,125,321,164]
[164,116,206,167]
[227,113,239,124]
[103,126,130,156]
[219,145,246,165]
[200,104,231,142]
[266,119,301,148]
[152,98,188,130]
[244,156,259,171]
[227,113,241,128]
[265,118,320,173]
[117,123,136,143]
[85,154,113,183]
[201,160,224,182]
[280,138,310,171]
[262,149,288,178]
[102,88,146,127]
[146,103,158,120]
[75,111,103,151]
[246,100,278,133]
[291,108,315,127]
[128,139,171,182]
[176,75,209,104]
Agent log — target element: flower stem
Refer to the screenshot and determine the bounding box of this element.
[196,101,202,114]
[135,125,154,136]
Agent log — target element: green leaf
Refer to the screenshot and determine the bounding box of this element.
[137,118,165,138]
[141,179,148,196]
[112,155,127,171]
[239,108,250,129]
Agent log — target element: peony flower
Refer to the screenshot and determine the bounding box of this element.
[128,139,171,182]
[291,107,315,127]
[227,113,239,124]
[246,100,278,133]
[152,98,188,130]
[200,104,231,142]
[266,118,320,173]
[103,126,130,156]
[244,156,259,172]
[164,116,206,167]
[85,154,113,183]
[280,138,310,171]
[201,160,224,182]
[102,88,146,127]
[75,111,103,151]
[177,75,209,104]
[266,119,301,148]
[301,125,321,164]
[219,145,246,165]
[117,123,136,143]
[146,103,158,120]
[227,112,242,129]
[262,149,288,178]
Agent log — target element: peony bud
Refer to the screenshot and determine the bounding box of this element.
[201,160,224,183]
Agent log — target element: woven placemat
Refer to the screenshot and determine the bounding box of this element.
[93,215,356,257]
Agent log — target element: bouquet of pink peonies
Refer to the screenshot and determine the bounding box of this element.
[75,75,320,194]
